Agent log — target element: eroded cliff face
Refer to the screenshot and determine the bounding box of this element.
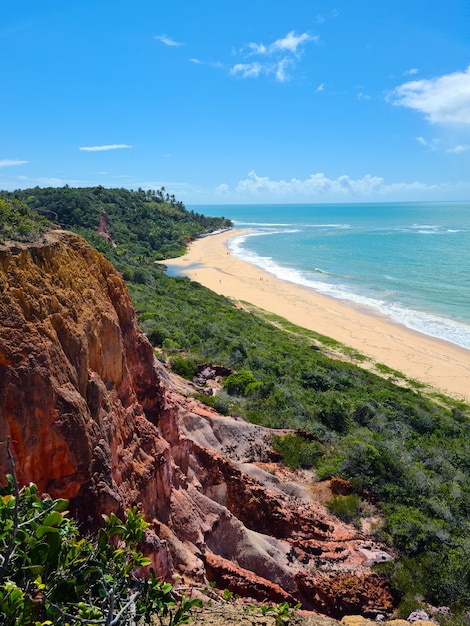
[0,231,393,618]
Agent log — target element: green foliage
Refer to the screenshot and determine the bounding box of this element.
[272,434,323,469]
[325,494,362,525]
[223,370,258,396]
[0,470,201,625]
[0,198,51,243]
[257,601,301,625]
[1,186,232,265]
[169,354,198,379]
[192,393,230,415]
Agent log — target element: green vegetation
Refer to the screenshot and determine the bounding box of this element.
[325,494,362,525]
[272,434,323,469]
[2,186,470,616]
[1,186,232,267]
[0,198,50,244]
[0,448,201,625]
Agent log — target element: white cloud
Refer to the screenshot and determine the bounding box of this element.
[190,58,223,69]
[230,170,442,200]
[416,136,440,150]
[447,144,470,153]
[391,66,470,124]
[229,30,317,82]
[275,58,291,82]
[246,31,317,57]
[230,62,263,79]
[270,31,317,55]
[215,183,229,195]
[79,144,132,152]
[247,42,267,55]
[316,83,324,92]
[404,68,418,76]
[154,34,183,47]
[0,159,28,167]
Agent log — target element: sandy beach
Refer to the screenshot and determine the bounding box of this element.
[164,229,470,403]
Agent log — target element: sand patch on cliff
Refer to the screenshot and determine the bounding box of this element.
[163,230,470,403]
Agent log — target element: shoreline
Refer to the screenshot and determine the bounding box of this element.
[163,229,470,403]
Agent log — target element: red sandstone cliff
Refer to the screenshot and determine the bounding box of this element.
[0,231,393,618]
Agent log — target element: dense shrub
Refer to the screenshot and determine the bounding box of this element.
[0,466,200,625]
[0,198,50,243]
[169,355,198,379]
[224,370,259,396]
[272,434,323,469]
[326,494,362,525]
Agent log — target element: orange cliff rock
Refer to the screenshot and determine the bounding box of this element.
[0,230,393,618]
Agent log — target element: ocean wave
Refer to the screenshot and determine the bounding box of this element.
[234,220,352,230]
[229,229,301,251]
[407,224,463,235]
[233,221,293,227]
[303,223,352,229]
[229,240,470,350]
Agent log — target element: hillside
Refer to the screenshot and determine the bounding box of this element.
[0,227,394,621]
[1,185,232,265]
[1,189,470,619]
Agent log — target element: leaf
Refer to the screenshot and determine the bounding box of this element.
[30,543,50,565]
[51,498,69,512]
[43,511,63,528]
[35,525,59,539]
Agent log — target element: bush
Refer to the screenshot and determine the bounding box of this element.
[224,370,258,396]
[0,198,50,243]
[169,355,198,379]
[192,393,230,415]
[0,465,201,625]
[272,434,323,469]
[325,494,362,524]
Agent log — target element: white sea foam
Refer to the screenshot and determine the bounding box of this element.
[234,221,293,227]
[228,233,470,350]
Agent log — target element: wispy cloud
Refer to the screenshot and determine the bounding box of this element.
[416,136,439,150]
[154,34,184,47]
[390,65,470,124]
[257,31,317,56]
[190,58,223,69]
[447,144,470,153]
[404,68,418,76]
[192,30,317,83]
[316,9,339,24]
[230,62,263,79]
[0,159,28,167]
[79,144,132,152]
[229,30,318,82]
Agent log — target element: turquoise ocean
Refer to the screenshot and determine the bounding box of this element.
[189,202,470,351]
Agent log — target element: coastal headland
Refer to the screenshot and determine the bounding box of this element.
[164,229,470,403]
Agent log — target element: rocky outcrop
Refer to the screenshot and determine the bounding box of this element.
[0,231,393,617]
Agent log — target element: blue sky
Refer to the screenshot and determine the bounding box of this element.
[2,0,470,204]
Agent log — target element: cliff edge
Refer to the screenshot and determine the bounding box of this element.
[0,230,393,618]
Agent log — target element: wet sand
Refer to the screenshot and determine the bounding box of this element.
[163,229,470,403]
